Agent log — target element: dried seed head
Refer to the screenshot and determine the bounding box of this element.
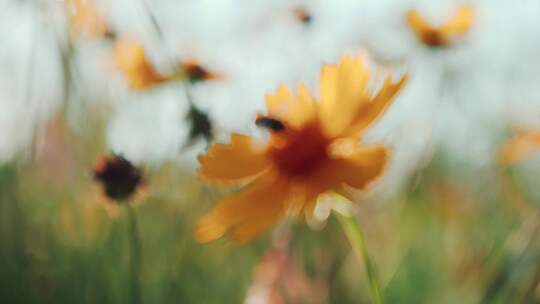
[93,155,143,202]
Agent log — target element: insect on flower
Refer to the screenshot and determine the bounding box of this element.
[93,155,144,202]
[255,115,286,132]
[114,37,169,90]
[195,55,407,243]
[406,5,474,48]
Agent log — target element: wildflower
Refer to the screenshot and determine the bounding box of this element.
[293,7,312,24]
[93,155,144,202]
[65,0,110,40]
[180,60,221,83]
[195,55,407,243]
[499,130,540,165]
[114,37,169,90]
[406,5,474,48]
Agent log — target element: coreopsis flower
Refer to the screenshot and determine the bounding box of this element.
[406,5,474,48]
[114,37,169,90]
[195,55,407,243]
[499,130,540,165]
[180,60,221,83]
[65,0,109,40]
[93,155,144,202]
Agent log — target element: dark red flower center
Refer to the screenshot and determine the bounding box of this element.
[422,29,446,47]
[269,122,330,177]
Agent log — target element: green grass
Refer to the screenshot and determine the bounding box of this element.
[1,140,539,303]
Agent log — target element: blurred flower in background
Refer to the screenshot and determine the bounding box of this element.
[114,37,170,90]
[65,0,110,40]
[406,5,474,48]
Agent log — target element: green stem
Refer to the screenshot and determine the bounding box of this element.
[127,204,142,304]
[336,212,383,304]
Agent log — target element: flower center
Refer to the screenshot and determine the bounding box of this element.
[269,122,330,177]
[422,30,446,47]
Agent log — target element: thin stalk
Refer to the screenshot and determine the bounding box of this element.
[138,0,207,146]
[140,0,164,39]
[512,217,540,303]
[336,212,383,304]
[126,204,142,304]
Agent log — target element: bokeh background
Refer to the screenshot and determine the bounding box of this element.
[2,0,540,303]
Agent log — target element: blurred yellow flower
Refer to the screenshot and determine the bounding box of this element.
[114,37,169,90]
[406,5,474,48]
[499,130,540,165]
[65,0,109,40]
[195,55,407,243]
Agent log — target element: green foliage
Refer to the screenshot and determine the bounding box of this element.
[0,147,539,303]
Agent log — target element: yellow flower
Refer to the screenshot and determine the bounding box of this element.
[195,55,407,243]
[65,0,109,40]
[406,5,474,48]
[499,130,540,165]
[114,37,169,90]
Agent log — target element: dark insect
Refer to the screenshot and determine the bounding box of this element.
[255,116,285,132]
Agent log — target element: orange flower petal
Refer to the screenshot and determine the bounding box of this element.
[345,74,408,136]
[292,182,332,220]
[198,133,270,184]
[318,56,404,138]
[265,84,316,128]
[288,84,317,127]
[334,145,389,189]
[67,0,108,39]
[406,5,474,47]
[441,5,474,36]
[306,143,388,192]
[266,85,293,116]
[406,9,436,41]
[499,131,540,165]
[114,37,167,90]
[319,56,370,137]
[194,173,289,243]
